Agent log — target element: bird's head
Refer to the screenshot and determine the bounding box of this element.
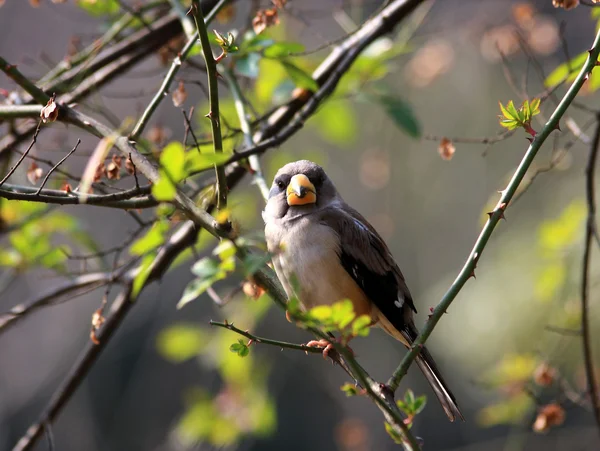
[263,160,339,220]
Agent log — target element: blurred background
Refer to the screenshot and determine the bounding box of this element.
[1,0,600,450]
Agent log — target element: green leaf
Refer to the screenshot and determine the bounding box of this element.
[156,324,206,363]
[413,395,427,415]
[404,389,415,406]
[213,240,236,260]
[330,300,355,329]
[191,257,221,278]
[130,221,169,256]
[151,177,176,201]
[76,0,119,16]
[505,100,519,119]
[230,339,250,357]
[235,53,261,78]
[340,383,359,397]
[545,51,588,87]
[309,305,333,321]
[160,142,186,181]
[178,276,222,309]
[241,34,275,53]
[352,315,372,337]
[263,42,305,58]
[132,253,155,298]
[366,92,421,138]
[384,422,404,445]
[280,61,318,92]
[185,152,232,174]
[241,253,271,276]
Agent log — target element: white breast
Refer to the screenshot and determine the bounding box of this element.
[268,217,372,316]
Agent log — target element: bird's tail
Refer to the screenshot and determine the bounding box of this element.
[401,328,464,422]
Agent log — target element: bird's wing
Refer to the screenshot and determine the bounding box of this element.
[316,205,417,331]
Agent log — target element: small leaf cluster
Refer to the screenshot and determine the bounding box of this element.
[229,338,250,357]
[213,30,239,59]
[498,99,540,136]
[289,298,371,343]
[151,141,231,202]
[178,238,270,309]
[396,389,427,423]
[0,201,96,272]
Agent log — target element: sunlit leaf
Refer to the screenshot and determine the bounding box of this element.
[132,253,155,298]
[156,324,206,362]
[76,0,119,16]
[263,42,305,58]
[130,221,169,256]
[185,151,232,174]
[341,383,360,397]
[545,51,588,88]
[280,60,318,91]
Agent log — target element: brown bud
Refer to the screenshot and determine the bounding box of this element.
[61,182,72,193]
[26,162,43,185]
[533,363,556,387]
[242,280,265,300]
[105,162,120,180]
[172,80,187,107]
[125,156,135,175]
[438,137,456,161]
[40,97,59,123]
[552,0,579,10]
[533,403,565,433]
[94,162,106,182]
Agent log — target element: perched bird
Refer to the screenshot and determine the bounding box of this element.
[263,160,464,422]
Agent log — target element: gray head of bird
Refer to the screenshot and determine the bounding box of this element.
[262,160,341,221]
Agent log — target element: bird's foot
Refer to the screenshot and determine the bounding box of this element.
[305,338,354,360]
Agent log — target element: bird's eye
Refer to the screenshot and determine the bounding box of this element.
[276,180,285,190]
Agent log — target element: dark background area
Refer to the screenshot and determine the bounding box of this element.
[1,1,600,450]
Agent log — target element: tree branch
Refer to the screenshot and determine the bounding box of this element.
[222,67,270,202]
[129,0,228,140]
[582,115,600,437]
[387,27,600,392]
[210,320,324,353]
[0,272,116,335]
[190,0,228,210]
[0,183,154,209]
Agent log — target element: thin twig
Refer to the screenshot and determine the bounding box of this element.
[0,56,50,104]
[35,139,80,195]
[210,320,325,353]
[0,120,43,188]
[387,27,600,393]
[222,67,270,201]
[0,183,153,208]
[129,0,228,140]
[190,0,228,210]
[581,115,600,437]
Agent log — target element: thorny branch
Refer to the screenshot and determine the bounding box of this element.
[387,28,600,397]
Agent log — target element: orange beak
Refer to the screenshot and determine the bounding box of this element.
[286,174,317,206]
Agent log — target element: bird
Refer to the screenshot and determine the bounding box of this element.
[262,160,464,422]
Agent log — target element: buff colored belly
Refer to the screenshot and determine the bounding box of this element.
[274,220,372,318]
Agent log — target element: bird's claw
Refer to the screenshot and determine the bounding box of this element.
[306,339,333,360]
[305,338,354,360]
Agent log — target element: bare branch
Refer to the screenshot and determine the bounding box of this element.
[581,115,600,436]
